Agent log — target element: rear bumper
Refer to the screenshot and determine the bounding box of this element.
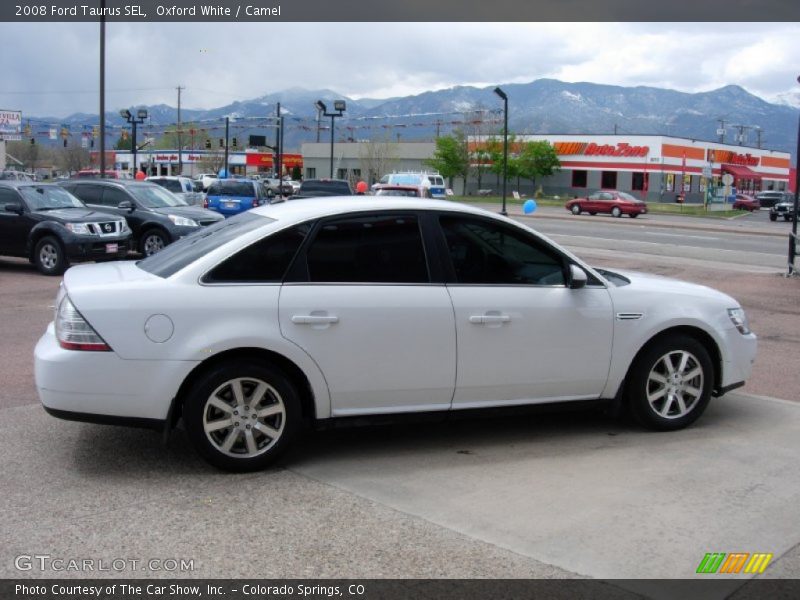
[35,323,198,421]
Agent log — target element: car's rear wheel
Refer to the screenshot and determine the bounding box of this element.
[625,334,713,431]
[589,212,597,215]
[571,204,581,215]
[769,214,778,222]
[34,236,68,276]
[611,206,622,218]
[785,216,792,222]
[139,229,168,256]
[630,213,639,218]
[183,361,300,472]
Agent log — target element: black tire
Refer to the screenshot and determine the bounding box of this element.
[139,229,169,256]
[769,214,778,222]
[183,361,301,472]
[785,216,792,222]
[624,334,714,431]
[611,206,622,218]
[589,212,597,216]
[33,236,68,276]
[571,204,581,215]
[629,213,639,218]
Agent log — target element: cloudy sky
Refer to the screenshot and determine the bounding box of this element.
[2,22,799,118]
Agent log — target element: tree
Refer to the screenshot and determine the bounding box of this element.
[358,136,399,184]
[115,133,132,151]
[473,136,501,192]
[516,141,561,194]
[7,140,40,172]
[58,146,91,174]
[424,130,469,193]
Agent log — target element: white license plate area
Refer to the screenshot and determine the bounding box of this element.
[105,243,119,254]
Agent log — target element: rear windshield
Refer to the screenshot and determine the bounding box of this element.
[208,181,256,197]
[301,181,351,194]
[137,212,273,278]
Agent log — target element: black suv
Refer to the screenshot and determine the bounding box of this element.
[0,181,131,275]
[60,179,224,256]
[755,191,792,209]
[769,194,797,222]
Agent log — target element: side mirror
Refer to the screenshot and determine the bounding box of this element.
[569,264,588,289]
[117,200,134,211]
[4,202,24,215]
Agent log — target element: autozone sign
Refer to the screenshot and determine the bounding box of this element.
[707,149,759,166]
[554,142,649,157]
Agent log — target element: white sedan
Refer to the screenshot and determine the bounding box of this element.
[35,198,757,471]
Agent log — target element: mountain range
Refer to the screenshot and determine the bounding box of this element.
[30,79,800,160]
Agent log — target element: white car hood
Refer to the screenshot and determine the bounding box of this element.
[604,268,738,305]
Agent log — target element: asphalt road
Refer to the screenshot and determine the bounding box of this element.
[2,210,800,591]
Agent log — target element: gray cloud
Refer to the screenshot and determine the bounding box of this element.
[1,22,798,118]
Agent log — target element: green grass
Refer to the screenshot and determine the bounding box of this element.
[452,195,745,218]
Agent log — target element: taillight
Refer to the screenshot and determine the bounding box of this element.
[55,295,111,352]
[203,198,208,208]
[252,198,258,208]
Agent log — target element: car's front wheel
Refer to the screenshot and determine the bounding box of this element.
[769,214,778,222]
[625,334,713,431]
[34,236,68,275]
[139,229,168,256]
[571,204,581,215]
[183,361,301,472]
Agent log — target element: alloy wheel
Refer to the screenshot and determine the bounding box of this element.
[646,350,704,419]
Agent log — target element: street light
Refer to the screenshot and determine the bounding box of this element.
[494,87,509,216]
[315,99,346,178]
[119,108,148,178]
[788,75,800,276]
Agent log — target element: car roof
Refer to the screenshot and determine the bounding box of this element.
[253,197,492,225]
[0,180,59,189]
[65,179,156,188]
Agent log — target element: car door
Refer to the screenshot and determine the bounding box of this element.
[278,212,456,416]
[583,192,601,212]
[0,187,29,255]
[437,214,614,408]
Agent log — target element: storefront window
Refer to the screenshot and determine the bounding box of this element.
[601,171,617,189]
[631,172,647,191]
[571,170,587,188]
[683,174,691,192]
[665,174,674,192]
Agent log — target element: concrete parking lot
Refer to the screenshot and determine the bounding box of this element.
[1,210,799,596]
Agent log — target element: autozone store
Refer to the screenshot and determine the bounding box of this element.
[470,134,791,203]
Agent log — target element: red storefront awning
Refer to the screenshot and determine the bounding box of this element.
[722,163,762,181]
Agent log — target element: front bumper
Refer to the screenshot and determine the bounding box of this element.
[35,323,199,422]
[63,234,131,261]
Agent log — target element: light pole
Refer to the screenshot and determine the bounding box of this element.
[223,116,230,178]
[315,99,346,178]
[119,108,147,177]
[788,75,800,276]
[494,87,508,216]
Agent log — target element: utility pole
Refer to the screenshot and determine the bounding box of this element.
[275,102,281,179]
[717,119,727,144]
[224,116,229,177]
[755,127,763,149]
[176,85,184,175]
[99,2,105,177]
[435,119,441,138]
[732,124,750,146]
[614,123,618,135]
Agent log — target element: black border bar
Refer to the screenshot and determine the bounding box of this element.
[3,0,800,22]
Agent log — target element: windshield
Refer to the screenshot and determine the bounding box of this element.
[19,185,84,210]
[128,184,188,208]
[209,181,256,197]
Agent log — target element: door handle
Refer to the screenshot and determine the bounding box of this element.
[468,314,511,325]
[291,315,339,325]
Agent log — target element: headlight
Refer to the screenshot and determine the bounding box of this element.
[65,222,93,235]
[727,308,751,335]
[168,214,198,227]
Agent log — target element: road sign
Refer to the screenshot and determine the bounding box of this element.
[722,173,734,185]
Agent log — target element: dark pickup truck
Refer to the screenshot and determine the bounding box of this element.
[292,179,354,199]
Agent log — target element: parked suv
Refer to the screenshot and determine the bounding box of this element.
[293,178,354,199]
[147,176,205,206]
[205,179,272,218]
[769,194,797,222]
[755,191,792,209]
[0,181,130,275]
[59,180,223,256]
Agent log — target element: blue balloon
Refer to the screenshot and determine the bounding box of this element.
[523,199,537,214]
[218,168,229,179]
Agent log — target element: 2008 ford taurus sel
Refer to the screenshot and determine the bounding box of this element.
[35,198,757,471]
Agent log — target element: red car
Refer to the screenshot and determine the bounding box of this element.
[733,194,760,212]
[565,190,648,218]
